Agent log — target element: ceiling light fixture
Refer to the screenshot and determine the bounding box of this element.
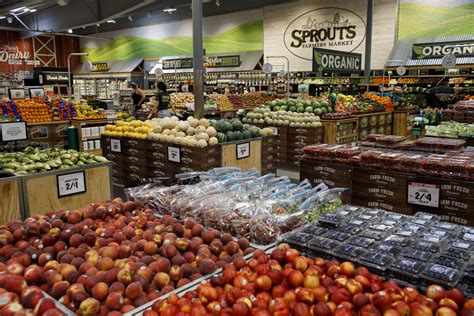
[0,16,5,19]
[107,19,116,23]
[97,23,100,27]
[7,16,13,23]
[147,12,152,17]
[163,7,177,13]
[216,0,220,6]
[67,28,73,33]
[128,15,133,21]
[30,8,37,12]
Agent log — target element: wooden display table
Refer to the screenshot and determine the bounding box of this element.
[0,176,24,226]
[102,136,271,187]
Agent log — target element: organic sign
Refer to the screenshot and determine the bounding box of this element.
[91,62,109,72]
[412,41,474,59]
[313,48,361,73]
[284,7,366,61]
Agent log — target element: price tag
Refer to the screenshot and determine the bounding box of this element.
[29,88,45,98]
[168,146,181,163]
[1,121,27,141]
[271,127,278,136]
[236,142,250,159]
[9,89,25,100]
[111,139,121,152]
[57,171,86,197]
[408,182,440,208]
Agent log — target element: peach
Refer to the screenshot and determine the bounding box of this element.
[79,298,100,315]
[92,282,109,301]
[106,292,124,310]
[125,282,143,300]
[51,281,70,299]
[34,297,56,316]
[154,272,170,289]
[199,258,217,275]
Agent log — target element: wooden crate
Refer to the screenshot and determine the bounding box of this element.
[22,163,112,218]
[300,160,352,189]
[321,118,358,144]
[392,110,418,137]
[0,176,24,225]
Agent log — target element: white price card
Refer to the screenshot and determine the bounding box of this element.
[271,127,278,136]
[1,121,27,141]
[168,146,181,163]
[111,139,121,153]
[29,88,45,98]
[57,171,86,197]
[9,89,25,100]
[408,182,440,208]
[236,142,250,159]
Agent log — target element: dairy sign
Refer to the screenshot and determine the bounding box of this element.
[313,48,361,73]
[284,7,366,61]
[412,41,474,59]
[0,45,32,64]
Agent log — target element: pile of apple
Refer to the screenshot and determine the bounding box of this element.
[0,198,254,315]
[149,244,471,316]
[0,275,64,316]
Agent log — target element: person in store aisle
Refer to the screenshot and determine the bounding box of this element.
[149,81,172,119]
[131,83,146,116]
[425,78,454,109]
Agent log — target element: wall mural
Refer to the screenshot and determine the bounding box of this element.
[80,10,263,62]
[398,0,474,39]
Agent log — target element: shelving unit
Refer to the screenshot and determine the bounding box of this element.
[71,119,118,155]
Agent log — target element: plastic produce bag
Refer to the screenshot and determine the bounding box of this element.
[298,188,348,222]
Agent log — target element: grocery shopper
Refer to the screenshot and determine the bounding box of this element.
[131,82,146,115]
[150,81,171,118]
[425,78,454,109]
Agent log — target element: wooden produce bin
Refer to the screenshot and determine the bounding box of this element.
[299,160,352,190]
[356,112,393,141]
[71,119,118,156]
[392,110,418,137]
[27,121,70,149]
[0,176,24,226]
[321,118,358,144]
[287,126,324,167]
[21,162,112,218]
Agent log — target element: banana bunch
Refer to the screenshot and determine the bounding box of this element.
[74,103,102,120]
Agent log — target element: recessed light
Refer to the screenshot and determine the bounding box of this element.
[147,12,152,17]
[10,6,26,13]
[0,16,5,19]
[30,8,37,12]
[107,19,116,24]
[128,16,133,21]
[163,7,177,13]
[67,29,73,33]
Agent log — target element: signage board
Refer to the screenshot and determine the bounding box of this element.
[313,48,362,73]
[1,121,27,141]
[263,63,273,74]
[168,146,181,162]
[441,54,457,68]
[284,8,366,61]
[407,182,440,208]
[29,88,45,98]
[236,142,250,159]
[396,66,406,76]
[91,62,109,72]
[8,89,25,100]
[162,58,193,70]
[57,171,86,197]
[203,55,241,68]
[44,73,69,84]
[412,41,474,59]
[0,45,31,64]
[111,139,121,152]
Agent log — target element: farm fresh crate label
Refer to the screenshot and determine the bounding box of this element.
[408,182,440,208]
[1,121,27,141]
[57,171,86,197]
[168,146,181,163]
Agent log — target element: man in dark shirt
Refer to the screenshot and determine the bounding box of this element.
[426,79,454,109]
[150,82,171,118]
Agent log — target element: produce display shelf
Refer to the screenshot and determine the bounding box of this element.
[336,133,358,139]
[0,175,25,226]
[355,111,392,117]
[27,120,69,126]
[80,136,101,141]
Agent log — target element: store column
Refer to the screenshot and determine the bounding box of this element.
[192,0,205,118]
[364,0,374,85]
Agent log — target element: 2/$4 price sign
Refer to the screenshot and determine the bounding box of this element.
[57,171,86,197]
[407,182,440,208]
[313,48,361,73]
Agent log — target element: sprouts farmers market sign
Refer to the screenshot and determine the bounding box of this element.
[284,7,366,61]
[412,41,474,59]
[313,48,361,73]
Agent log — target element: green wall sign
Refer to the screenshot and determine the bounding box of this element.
[313,48,361,73]
[412,41,474,59]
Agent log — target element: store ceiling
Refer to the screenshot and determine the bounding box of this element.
[0,0,292,37]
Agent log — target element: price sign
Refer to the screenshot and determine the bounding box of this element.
[57,171,86,197]
[441,54,456,68]
[168,146,181,163]
[236,142,250,159]
[1,121,27,141]
[271,127,278,136]
[396,66,406,76]
[8,89,25,100]
[408,182,440,208]
[111,139,121,152]
[29,88,45,98]
[263,63,273,74]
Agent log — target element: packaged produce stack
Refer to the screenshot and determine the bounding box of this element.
[261,134,278,174]
[443,100,474,123]
[426,121,473,139]
[127,167,346,246]
[281,206,474,297]
[170,92,194,112]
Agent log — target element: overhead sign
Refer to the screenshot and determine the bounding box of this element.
[313,48,361,73]
[203,55,241,68]
[263,63,273,74]
[162,58,193,70]
[1,121,27,142]
[441,54,457,68]
[44,73,69,84]
[412,41,474,59]
[0,45,32,64]
[396,66,406,76]
[91,62,109,72]
[284,8,366,61]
